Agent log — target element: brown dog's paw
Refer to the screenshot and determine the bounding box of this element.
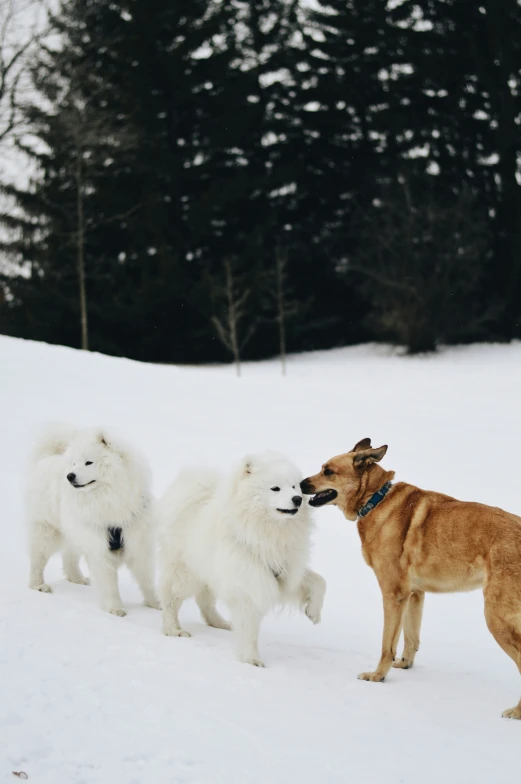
[358,671,386,682]
[393,657,413,670]
[502,705,521,720]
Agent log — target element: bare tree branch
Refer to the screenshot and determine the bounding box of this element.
[0,0,48,144]
[261,241,305,375]
[348,263,423,300]
[210,257,258,376]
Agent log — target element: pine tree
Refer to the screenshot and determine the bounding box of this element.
[348,178,493,353]
[281,0,409,350]
[5,0,518,360]
[389,0,521,338]
[0,16,140,352]
[1,0,273,361]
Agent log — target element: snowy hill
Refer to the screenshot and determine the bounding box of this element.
[1,335,520,783]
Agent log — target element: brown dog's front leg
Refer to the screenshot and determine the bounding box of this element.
[359,592,407,682]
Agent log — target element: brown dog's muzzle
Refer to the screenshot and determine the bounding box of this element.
[301,478,338,507]
[300,478,315,495]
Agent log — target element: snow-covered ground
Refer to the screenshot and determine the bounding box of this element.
[1,335,520,783]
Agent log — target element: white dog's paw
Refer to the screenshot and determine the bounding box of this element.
[305,604,321,624]
[144,598,161,610]
[245,658,266,668]
[163,627,191,638]
[240,657,265,668]
[68,576,90,586]
[108,607,127,617]
[31,583,52,593]
[204,615,232,631]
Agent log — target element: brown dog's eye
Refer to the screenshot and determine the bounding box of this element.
[324,468,334,476]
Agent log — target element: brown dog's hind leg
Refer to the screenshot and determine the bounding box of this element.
[393,590,425,670]
[359,591,408,682]
[484,583,521,719]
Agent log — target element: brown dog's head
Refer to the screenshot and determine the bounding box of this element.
[300,438,392,521]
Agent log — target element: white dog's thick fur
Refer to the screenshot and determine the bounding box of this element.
[158,451,326,666]
[26,424,159,616]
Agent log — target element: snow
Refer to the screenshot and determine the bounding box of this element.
[1,335,521,783]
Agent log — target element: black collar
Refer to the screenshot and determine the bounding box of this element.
[358,482,392,518]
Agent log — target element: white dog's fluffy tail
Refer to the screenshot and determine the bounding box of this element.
[158,467,220,527]
[29,423,77,465]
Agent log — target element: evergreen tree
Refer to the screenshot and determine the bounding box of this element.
[0,16,141,353]
[2,0,275,361]
[285,0,412,349]
[348,178,493,353]
[3,0,521,361]
[389,0,521,337]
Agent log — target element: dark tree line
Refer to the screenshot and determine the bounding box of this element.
[0,0,520,364]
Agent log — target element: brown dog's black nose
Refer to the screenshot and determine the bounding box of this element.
[300,479,314,495]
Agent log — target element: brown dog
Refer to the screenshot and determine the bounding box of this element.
[301,438,521,719]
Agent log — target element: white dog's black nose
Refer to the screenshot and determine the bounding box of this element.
[292,495,302,507]
[67,472,76,483]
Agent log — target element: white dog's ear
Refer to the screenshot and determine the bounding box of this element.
[229,454,255,496]
[97,430,110,448]
[96,430,128,461]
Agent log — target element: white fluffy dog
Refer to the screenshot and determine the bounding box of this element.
[158,451,326,666]
[26,424,159,616]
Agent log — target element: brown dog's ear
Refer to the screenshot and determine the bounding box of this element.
[352,437,372,452]
[353,444,388,469]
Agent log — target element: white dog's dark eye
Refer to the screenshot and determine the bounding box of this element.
[271,486,280,492]
[85,461,93,466]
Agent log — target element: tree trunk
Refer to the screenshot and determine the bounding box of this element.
[276,246,287,376]
[224,259,240,376]
[76,152,88,350]
[483,0,521,336]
